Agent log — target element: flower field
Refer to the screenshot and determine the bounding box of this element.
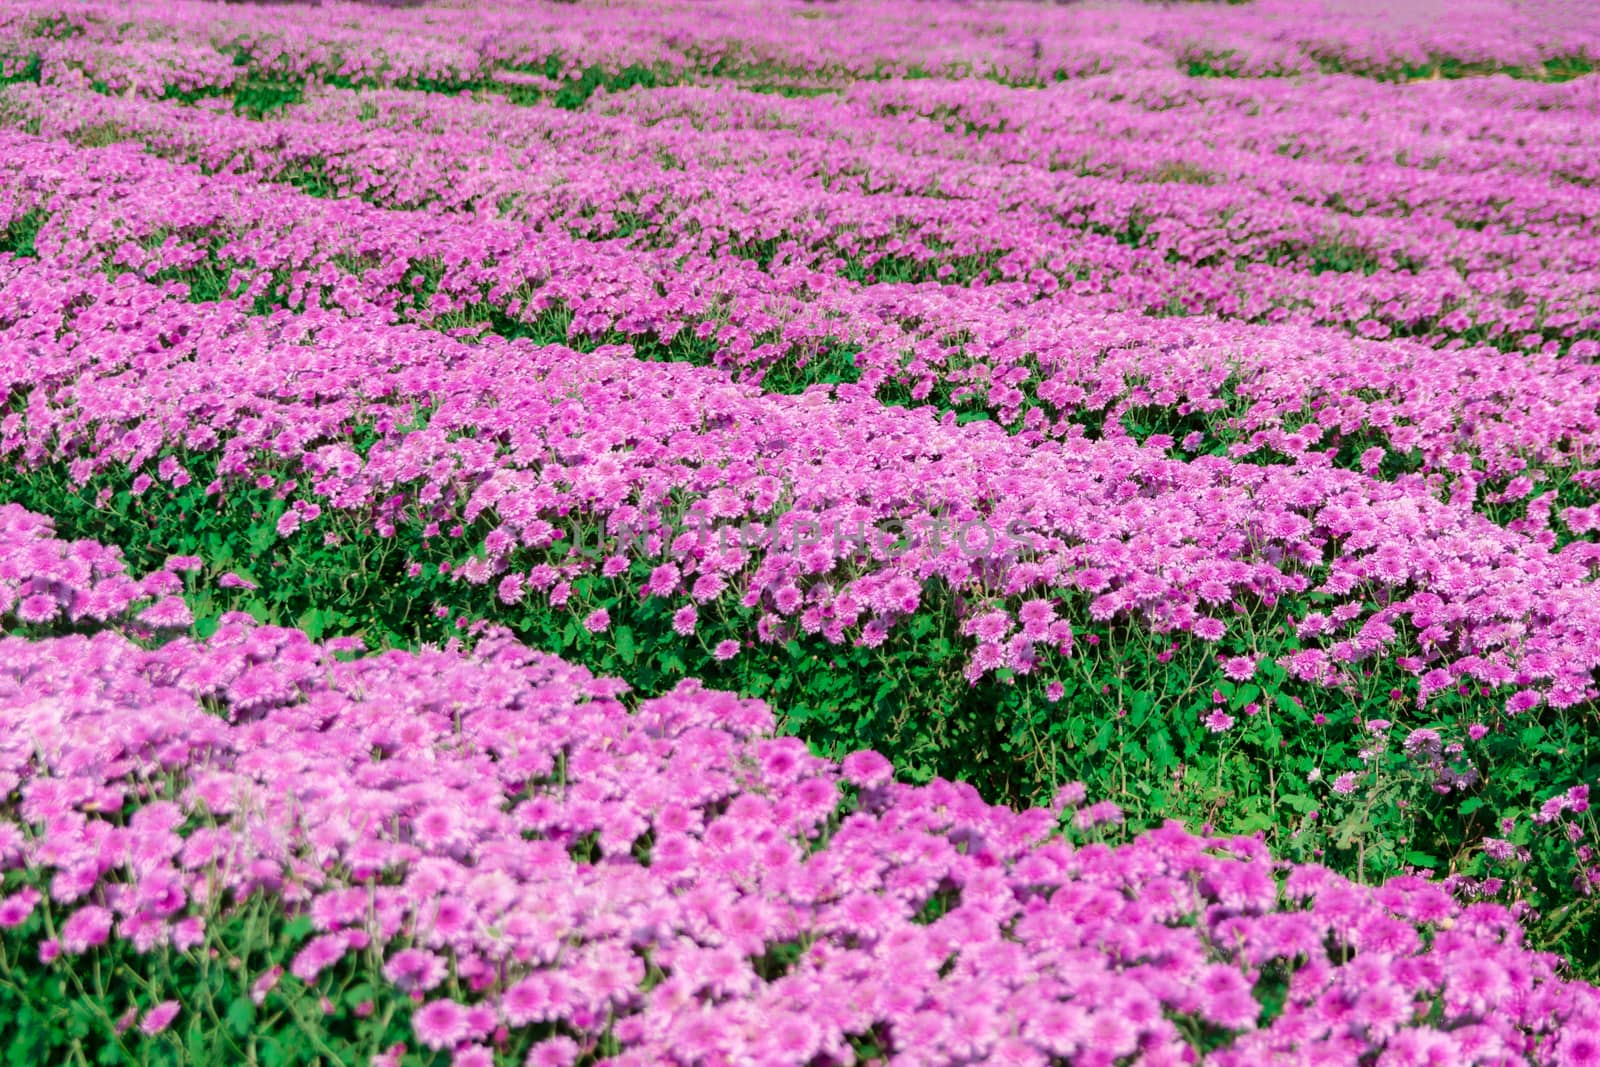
[2,0,1600,1062]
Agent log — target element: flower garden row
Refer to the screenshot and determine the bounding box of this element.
[4,240,1600,966]
[4,502,1600,1065]
[3,69,1599,360]
[5,123,1600,534]
[3,15,1599,511]
[3,0,1598,92]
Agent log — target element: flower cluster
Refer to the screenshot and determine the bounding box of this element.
[6,76,1600,514]
[0,502,192,633]
[5,252,1600,709]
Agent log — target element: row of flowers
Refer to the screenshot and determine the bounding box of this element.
[2,120,1599,528]
[4,0,1597,94]
[3,502,1600,1065]
[5,253,1599,709]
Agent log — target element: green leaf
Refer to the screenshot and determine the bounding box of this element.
[1148,729,1175,772]
[261,1037,288,1067]
[283,914,314,942]
[1233,811,1274,834]
[186,1019,210,1064]
[297,606,333,640]
[226,997,256,1037]
[342,983,376,1009]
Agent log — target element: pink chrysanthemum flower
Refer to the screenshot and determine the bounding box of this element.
[0,889,40,929]
[60,905,113,953]
[1222,655,1256,681]
[140,1001,179,1036]
[841,750,892,789]
[138,596,193,629]
[672,606,698,635]
[16,593,59,624]
[497,573,525,605]
[412,998,470,1051]
[451,1046,493,1067]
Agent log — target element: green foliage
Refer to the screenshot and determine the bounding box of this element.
[0,53,42,87]
[550,63,662,109]
[0,208,44,258]
[1312,50,1597,83]
[1180,46,1595,84]
[0,872,427,1066]
[230,81,305,118]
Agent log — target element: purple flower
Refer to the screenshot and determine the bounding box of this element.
[379,953,448,991]
[840,750,892,788]
[496,573,525,605]
[1074,801,1124,830]
[0,889,40,929]
[16,594,59,624]
[140,1001,179,1036]
[60,906,113,954]
[412,999,470,1051]
[646,564,679,597]
[291,933,350,982]
[672,605,697,635]
[138,596,193,630]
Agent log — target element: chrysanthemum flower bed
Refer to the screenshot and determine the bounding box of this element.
[3,121,1600,511]
[4,505,1600,1066]
[5,249,1600,960]
[4,0,1600,1060]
